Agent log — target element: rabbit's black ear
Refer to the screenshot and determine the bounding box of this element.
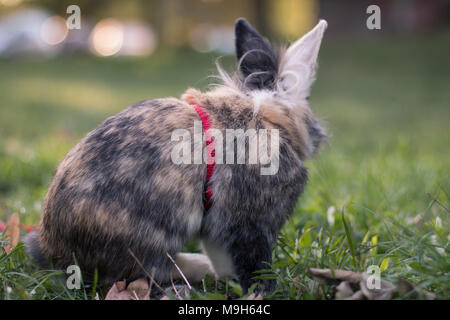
[235,18,277,90]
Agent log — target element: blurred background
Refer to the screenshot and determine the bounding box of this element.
[1,0,450,57]
[0,0,449,225]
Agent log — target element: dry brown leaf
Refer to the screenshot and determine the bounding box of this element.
[308,268,362,283]
[348,290,365,300]
[4,213,20,254]
[105,282,133,300]
[308,268,435,300]
[247,293,263,300]
[127,278,150,300]
[105,278,150,300]
[360,275,395,300]
[335,281,355,300]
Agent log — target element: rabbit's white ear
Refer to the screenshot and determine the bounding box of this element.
[277,20,327,102]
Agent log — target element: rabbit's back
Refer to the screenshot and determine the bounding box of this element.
[39,98,206,284]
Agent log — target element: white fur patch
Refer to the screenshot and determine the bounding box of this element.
[201,239,235,279]
[250,90,274,114]
[172,253,216,283]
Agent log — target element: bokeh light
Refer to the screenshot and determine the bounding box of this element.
[89,18,124,56]
[40,16,68,46]
[0,0,22,7]
[121,21,157,56]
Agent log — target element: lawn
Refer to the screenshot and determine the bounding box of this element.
[0,34,449,299]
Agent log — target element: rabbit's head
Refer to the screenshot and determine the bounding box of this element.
[218,18,328,158]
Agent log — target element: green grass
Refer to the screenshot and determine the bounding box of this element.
[1,34,449,299]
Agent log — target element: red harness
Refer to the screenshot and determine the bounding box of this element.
[191,104,216,210]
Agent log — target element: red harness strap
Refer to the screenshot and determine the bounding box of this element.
[191,104,216,210]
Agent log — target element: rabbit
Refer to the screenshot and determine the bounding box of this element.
[24,17,328,295]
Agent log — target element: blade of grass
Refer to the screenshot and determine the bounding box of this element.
[342,211,357,268]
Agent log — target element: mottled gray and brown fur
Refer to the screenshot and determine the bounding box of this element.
[25,18,328,294]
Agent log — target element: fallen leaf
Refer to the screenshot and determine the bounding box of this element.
[247,293,263,300]
[360,275,395,300]
[308,268,362,284]
[105,278,150,300]
[4,213,20,254]
[308,268,435,300]
[105,282,134,300]
[335,281,354,300]
[348,290,365,300]
[127,278,150,300]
